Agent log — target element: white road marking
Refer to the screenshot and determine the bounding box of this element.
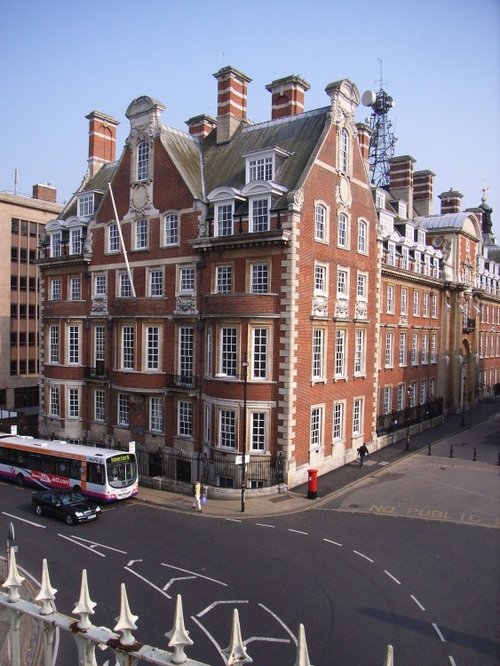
[190,615,227,664]
[323,538,342,547]
[353,550,374,563]
[448,657,457,665]
[125,566,173,599]
[411,595,426,611]
[259,603,298,646]
[67,535,127,554]
[2,512,45,528]
[226,518,242,522]
[126,559,143,567]
[196,599,248,618]
[161,563,227,587]
[58,534,106,557]
[432,623,446,642]
[288,529,308,535]
[256,523,275,528]
[384,570,401,584]
[163,575,196,594]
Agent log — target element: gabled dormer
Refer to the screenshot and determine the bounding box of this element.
[243,147,291,185]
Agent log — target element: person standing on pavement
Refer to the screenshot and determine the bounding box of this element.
[358,444,369,468]
[193,480,202,511]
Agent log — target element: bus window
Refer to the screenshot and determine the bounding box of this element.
[28,453,43,471]
[107,459,137,488]
[41,456,55,474]
[70,459,82,479]
[87,462,104,485]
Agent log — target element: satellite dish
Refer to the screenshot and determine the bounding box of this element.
[362,90,376,107]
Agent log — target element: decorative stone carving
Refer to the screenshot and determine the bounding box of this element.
[288,188,304,211]
[335,299,349,318]
[354,301,367,319]
[175,296,197,314]
[337,176,352,207]
[312,296,328,317]
[91,297,108,315]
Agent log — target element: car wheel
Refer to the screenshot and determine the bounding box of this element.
[66,514,74,526]
[34,504,42,516]
[16,474,25,487]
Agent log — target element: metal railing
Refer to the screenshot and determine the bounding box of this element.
[376,398,443,435]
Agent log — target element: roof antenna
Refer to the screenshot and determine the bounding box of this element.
[361,59,397,187]
[14,168,19,195]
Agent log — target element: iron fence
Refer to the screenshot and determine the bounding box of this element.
[138,447,286,489]
[376,398,443,435]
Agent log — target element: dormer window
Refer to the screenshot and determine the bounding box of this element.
[215,202,234,236]
[77,193,94,217]
[248,155,273,182]
[244,147,290,186]
[250,197,270,232]
[137,141,150,181]
[70,228,82,255]
[50,231,62,258]
[376,191,386,208]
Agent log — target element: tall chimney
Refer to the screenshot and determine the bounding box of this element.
[213,66,251,144]
[389,155,416,215]
[439,189,463,214]
[32,184,57,203]
[85,111,120,178]
[265,75,310,119]
[185,114,217,138]
[413,169,435,216]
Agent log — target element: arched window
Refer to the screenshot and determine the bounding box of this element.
[315,204,327,242]
[357,219,367,253]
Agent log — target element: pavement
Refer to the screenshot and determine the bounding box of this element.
[1,396,498,661]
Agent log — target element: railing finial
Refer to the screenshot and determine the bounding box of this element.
[35,558,57,615]
[73,569,96,630]
[223,608,252,664]
[2,547,24,602]
[294,623,313,666]
[114,583,138,646]
[384,644,394,665]
[165,594,193,663]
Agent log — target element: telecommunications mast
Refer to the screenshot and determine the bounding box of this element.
[362,68,397,188]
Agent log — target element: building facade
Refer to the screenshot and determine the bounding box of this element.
[0,186,62,433]
[37,67,500,490]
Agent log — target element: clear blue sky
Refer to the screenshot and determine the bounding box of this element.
[1,0,499,235]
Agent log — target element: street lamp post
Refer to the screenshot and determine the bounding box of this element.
[406,387,412,451]
[241,353,249,513]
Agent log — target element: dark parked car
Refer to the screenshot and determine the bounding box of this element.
[32,489,101,525]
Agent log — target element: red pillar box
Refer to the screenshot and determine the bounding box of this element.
[307,468,318,499]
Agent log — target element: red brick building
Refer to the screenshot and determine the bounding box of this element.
[37,67,500,490]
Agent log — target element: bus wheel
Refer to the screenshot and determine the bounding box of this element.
[66,515,74,526]
[16,474,25,487]
[35,505,43,516]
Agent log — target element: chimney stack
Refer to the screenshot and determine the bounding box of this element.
[389,155,416,215]
[439,189,463,214]
[413,169,435,216]
[32,184,57,203]
[213,66,251,144]
[85,111,120,178]
[356,122,372,166]
[185,114,217,138]
[265,75,310,120]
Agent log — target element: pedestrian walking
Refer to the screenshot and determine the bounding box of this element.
[193,480,202,511]
[358,444,369,468]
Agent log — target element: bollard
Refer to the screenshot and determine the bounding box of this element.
[473,448,476,462]
[428,443,432,456]
[449,445,454,458]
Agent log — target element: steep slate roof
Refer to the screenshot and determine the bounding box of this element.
[159,126,204,200]
[202,107,330,208]
[62,161,118,219]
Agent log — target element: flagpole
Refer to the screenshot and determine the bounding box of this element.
[108,183,136,298]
